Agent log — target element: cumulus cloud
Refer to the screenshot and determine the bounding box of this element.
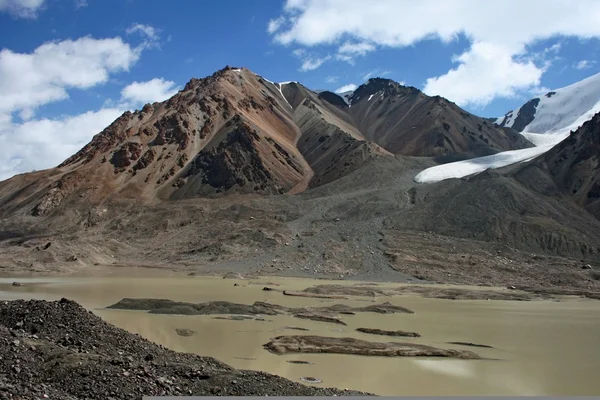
[0,108,123,180]
[120,78,179,106]
[424,42,543,107]
[0,33,162,180]
[0,36,141,118]
[0,76,179,180]
[268,0,600,106]
[0,0,44,18]
[325,76,338,83]
[335,83,357,93]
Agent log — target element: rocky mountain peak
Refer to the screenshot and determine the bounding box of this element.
[349,78,420,104]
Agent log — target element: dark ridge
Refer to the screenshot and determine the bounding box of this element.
[349,78,420,104]
[499,98,540,132]
[318,91,349,108]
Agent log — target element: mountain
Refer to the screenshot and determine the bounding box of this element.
[543,112,600,218]
[496,72,600,146]
[416,72,600,183]
[0,66,530,216]
[1,66,598,291]
[322,78,532,159]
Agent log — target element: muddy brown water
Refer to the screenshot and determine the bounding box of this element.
[1,267,600,396]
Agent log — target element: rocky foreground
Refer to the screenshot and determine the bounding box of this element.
[0,299,371,399]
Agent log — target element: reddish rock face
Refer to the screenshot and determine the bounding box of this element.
[110,142,143,168]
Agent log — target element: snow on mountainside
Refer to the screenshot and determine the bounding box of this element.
[336,90,355,106]
[414,144,554,183]
[416,73,600,183]
[497,72,600,145]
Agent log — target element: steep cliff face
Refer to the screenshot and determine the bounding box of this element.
[543,112,600,218]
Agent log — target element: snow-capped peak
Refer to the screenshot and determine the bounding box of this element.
[497,72,600,145]
[416,73,600,184]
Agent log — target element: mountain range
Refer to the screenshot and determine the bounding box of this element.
[0,66,599,290]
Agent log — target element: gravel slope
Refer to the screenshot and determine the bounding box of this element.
[0,299,372,399]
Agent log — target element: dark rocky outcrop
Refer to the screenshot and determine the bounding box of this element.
[107,298,414,318]
[498,98,540,132]
[0,299,371,398]
[263,335,481,359]
[356,328,421,338]
[543,112,600,218]
[447,341,493,348]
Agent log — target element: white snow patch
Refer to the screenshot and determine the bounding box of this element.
[521,72,600,135]
[368,94,374,101]
[496,107,519,128]
[522,98,600,145]
[414,145,556,183]
[498,72,600,136]
[416,72,600,184]
[258,76,292,108]
[274,82,292,108]
[232,68,242,72]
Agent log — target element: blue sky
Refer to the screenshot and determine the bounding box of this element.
[0,0,599,179]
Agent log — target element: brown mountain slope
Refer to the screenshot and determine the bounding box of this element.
[1,67,534,218]
[319,78,533,159]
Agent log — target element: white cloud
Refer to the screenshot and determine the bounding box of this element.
[335,83,357,93]
[126,23,161,50]
[120,78,179,106]
[126,23,159,41]
[529,86,552,96]
[0,33,162,180]
[268,16,286,34]
[362,69,392,81]
[300,55,330,71]
[0,0,44,18]
[269,0,600,106]
[292,48,306,57]
[335,53,355,65]
[0,36,141,119]
[338,41,375,56]
[544,42,562,54]
[325,76,338,83]
[0,76,178,181]
[423,42,543,107]
[574,59,596,70]
[0,108,123,180]
[74,0,87,8]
